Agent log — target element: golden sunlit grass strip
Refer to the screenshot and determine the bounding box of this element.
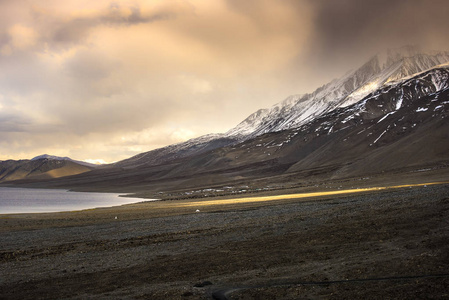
[171,181,449,208]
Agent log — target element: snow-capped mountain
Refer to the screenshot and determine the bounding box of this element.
[227,46,449,139]
[113,46,449,171]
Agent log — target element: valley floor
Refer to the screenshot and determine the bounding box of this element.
[1,176,449,299]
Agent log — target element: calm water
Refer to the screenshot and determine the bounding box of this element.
[0,187,145,214]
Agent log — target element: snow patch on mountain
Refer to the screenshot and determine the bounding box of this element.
[377,112,396,123]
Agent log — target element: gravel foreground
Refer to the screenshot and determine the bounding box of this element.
[1,183,449,299]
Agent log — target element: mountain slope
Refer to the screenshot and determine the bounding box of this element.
[284,66,449,176]
[114,134,238,169]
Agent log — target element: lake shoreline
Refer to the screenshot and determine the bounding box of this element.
[0,187,149,215]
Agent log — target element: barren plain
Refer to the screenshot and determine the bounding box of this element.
[1,171,449,299]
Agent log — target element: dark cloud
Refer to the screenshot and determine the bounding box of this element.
[51,19,93,45]
[0,112,30,132]
[308,0,449,66]
[28,2,181,48]
[104,4,173,25]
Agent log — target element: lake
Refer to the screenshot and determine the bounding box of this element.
[0,187,146,214]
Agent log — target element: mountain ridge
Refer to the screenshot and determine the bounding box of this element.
[113,46,449,170]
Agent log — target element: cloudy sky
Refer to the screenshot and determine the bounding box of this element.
[1,0,448,163]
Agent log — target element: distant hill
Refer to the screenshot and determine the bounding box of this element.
[0,155,96,183]
[31,154,98,168]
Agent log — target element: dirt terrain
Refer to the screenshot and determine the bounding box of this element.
[1,175,449,299]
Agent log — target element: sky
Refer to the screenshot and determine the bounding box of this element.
[1,0,448,163]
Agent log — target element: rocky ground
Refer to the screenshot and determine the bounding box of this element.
[1,178,449,299]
